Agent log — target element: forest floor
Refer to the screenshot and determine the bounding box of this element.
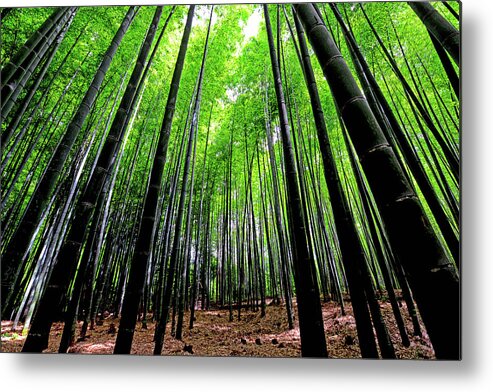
[1,298,435,359]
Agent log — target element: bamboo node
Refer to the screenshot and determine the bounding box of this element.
[340,95,366,114]
[322,54,344,74]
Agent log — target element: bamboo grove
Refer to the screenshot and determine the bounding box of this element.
[0,2,460,359]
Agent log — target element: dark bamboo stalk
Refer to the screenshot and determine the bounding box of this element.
[117,5,195,355]
[264,4,327,358]
[292,7,380,358]
[21,5,158,353]
[2,7,138,309]
[1,7,69,87]
[295,3,459,359]
[408,2,459,66]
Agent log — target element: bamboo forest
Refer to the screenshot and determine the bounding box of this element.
[0,2,460,359]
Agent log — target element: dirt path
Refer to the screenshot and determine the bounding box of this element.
[1,300,435,358]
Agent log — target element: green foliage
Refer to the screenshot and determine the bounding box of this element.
[1,3,459,334]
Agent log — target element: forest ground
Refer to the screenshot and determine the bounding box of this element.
[1,298,434,359]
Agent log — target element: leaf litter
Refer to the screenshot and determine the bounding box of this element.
[1,298,434,359]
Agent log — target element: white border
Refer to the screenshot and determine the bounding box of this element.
[2,1,492,391]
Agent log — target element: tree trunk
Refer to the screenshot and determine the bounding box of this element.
[294,3,460,360]
[21,5,159,353]
[408,2,459,66]
[264,4,327,358]
[2,6,138,309]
